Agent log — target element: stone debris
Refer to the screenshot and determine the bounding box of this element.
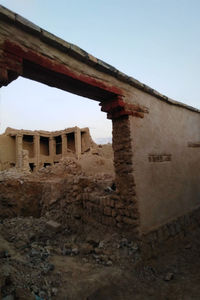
[0,129,198,299]
[46,220,61,233]
[2,295,15,300]
[71,247,79,256]
[164,272,174,281]
[0,211,142,299]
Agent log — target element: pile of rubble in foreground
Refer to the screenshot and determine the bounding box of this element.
[0,214,141,300]
[1,156,200,299]
[0,156,139,299]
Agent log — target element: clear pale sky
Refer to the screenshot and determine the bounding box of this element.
[0,0,200,142]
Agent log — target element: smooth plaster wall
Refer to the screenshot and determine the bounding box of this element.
[129,92,200,234]
[0,135,16,170]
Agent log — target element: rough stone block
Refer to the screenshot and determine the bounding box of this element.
[123,217,138,226]
[76,194,82,201]
[110,199,115,208]
[46,220,61,233]
[102,216,116,226]
[116,215,122,222]
[112,209,117,217]
[104,206,112,216]
[115,201,124,209]
[124,209,130,217]
[111,194,120,201]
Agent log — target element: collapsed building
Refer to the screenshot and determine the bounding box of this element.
[0,127,94,171]
[0,5,200,244]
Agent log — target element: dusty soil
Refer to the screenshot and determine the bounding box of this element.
[79,144,114,177]
[1,215,200,300]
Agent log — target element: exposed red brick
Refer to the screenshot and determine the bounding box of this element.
[2,39,123,96]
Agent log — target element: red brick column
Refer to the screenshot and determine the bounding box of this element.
[100,97,148,235]
[0,42,22,87]
[112,116,140,234]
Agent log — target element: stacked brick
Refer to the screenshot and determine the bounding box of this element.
[141,207,200,257]
[37,118,141,232]
[111,116,140,234]
[2,162,200,250]
[40,169,139,231]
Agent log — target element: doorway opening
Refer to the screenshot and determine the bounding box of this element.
[55,136,62,155]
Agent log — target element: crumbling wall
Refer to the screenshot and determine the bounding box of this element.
[23,135,34,158]
[1,5,200,243]
[0,178,42,218]
[0,135,15,170]
[111,117,140,233]
[0,127,96,172]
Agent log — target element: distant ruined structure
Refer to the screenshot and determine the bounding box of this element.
[1,5,200,243]
[0,127,94,171]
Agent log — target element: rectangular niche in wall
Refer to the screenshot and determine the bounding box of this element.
[40,136,49,156]
[67,132,75,152]
[23,135,34,158]
[81,131,89,152]
[55,135,62,155]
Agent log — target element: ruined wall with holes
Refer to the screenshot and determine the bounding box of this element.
[0,127,95,171]
[0,135,16,170]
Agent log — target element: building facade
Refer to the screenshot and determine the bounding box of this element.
[0,127,94,171]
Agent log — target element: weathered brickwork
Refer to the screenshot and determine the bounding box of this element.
[45,172,139,232]
[141,207,200,256]
[112,116,140,233]
[2,162,200,251]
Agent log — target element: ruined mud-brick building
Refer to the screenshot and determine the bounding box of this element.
[1,5,200,243]
[0,127,93,171]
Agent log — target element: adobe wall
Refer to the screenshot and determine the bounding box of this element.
[0,135,15,170]
[23,140,34,158]
[0,127,95,171]
[128,91,200,235]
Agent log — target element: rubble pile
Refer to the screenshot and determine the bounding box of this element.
[1,144,200,299]
[0,214,141,300]
[0,146,141,299]
[0,148,115,221]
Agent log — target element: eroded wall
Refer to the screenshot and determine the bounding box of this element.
[129,91,200,234]
[0,135,15,170]
[0,127,97,172]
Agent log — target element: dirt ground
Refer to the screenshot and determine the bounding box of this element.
[1,144,200,299]
[1,215,200,300]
